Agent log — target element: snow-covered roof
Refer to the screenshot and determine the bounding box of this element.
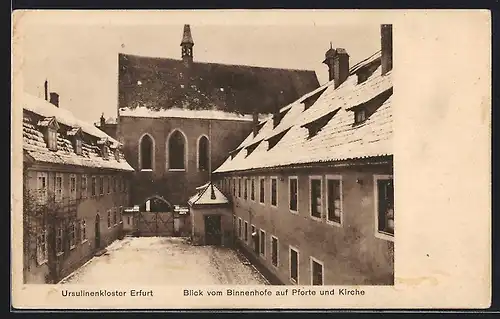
[119,106,267,122]
[22,93,122,145]
[213,51,393,174]
[22,93,134,172]
[188,182,229,206]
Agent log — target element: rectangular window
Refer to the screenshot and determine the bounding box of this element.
[107,210,111,228]
[310,176,322,219]
[113,208,117,225]
[244,178,248,200]
[69,174,76,200]
[271,236,279,267]
[48,128,58,150]
[270,177,278,207]
[238,178,242,198]
[56,223,63,255]
[238,218,242,238]
[107,176,111,194]
[113,176,117,193]
[326,176,343,225]
[355,108,367,124]
[375,176,394,238]
[99,176,104,195]
[37,172,48,204]
[36,226,48,265]
[69,221,76,249]
[81,175,88,199]
[91,176,96,197]
[119,206,123,223]
[311,257,324,285]
[81,219,87,242]
[55,173,63,202]
[127,216,131,225]
[259,229,266,257]
[233,178,236,196]
[259,177,265,204]
[289,246,299,284]
[250,178,255,201]
[75,138,82,155]
[244,221,248,242]
[289,177,298,212]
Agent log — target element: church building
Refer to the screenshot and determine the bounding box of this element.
[117,25,320,207]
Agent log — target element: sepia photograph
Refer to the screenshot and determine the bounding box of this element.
[12,10,490,309]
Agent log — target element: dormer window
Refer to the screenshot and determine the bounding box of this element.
[68,127,83,155]
[266,128,291,151]
[354,108,367,124]
[47,128,58,151]
[245,140,262,158]
[302,87,327,111]
[301,108,340,139]
[273,108,291,128]
[38,116,59,151]
[97,137,110,159]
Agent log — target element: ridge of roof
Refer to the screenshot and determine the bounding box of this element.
[119,52,318,74]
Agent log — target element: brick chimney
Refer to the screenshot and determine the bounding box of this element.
[333,48,349,89]
[100,113,105,128]
[49,92,59,107]
[44,80,48,101]
[381,24,393,75]
[323,45,350,88]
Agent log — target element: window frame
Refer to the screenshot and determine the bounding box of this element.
[75,137,82,155]
[238,178,242,198]
[47,128,58,151]
[99,176,104,196]
[107,176,111,194]
[309,175,323,221]
[259,229,266,258]
[55,222,64,256]
[81,219,87,243]
[310,256,325,285]
[250,177,256,202]
[91,176,96,197]
[326,175,343,227]
[271,235,279,268]
[119,206,123,224]
[107,210,111,229]
[243,177,248,200]
[270,176,278,208]
[288,176,299,214]
[37,172,48,204]
[113,207,118,226]
[196,134,210,172]
[258,176,266,205]
[36,226,48,265]
[69,174,77,201]
[55,173,63,202]
[289,245,299,284]
[69,221,76,250]
[238,217,242,238]
[166,129,188,172]
[354,108,367,124]
[244,221,249,242]
[138,133,155,172]
[374,174,395,241]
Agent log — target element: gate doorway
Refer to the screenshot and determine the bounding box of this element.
[95,214,101,249]
[135,195,175,236]
[204,215,222,246]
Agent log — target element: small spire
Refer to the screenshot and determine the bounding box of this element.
[180,24,194,45]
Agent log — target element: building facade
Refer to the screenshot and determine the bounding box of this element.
[213,25,394,285]
[22,89,134,284]
[116,24,320,207]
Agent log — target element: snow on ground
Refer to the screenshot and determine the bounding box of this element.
[60,237,269,285]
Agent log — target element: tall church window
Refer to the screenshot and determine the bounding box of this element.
[198,135,209,171]
[139,134,154,170]
[168,130,186,170]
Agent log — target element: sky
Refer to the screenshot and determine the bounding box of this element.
[17,11,382,124]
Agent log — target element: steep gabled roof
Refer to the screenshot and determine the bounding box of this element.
[213,51,393,173]
[118,53,320,115]
[22,92,134,171]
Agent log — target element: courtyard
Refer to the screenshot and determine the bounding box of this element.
[60,236,270,285]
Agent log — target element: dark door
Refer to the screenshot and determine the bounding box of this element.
[95,214,101,249]
[204,215,222,246]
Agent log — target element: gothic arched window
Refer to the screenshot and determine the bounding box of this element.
[198,135,209,171]
[168,130,186,170]
[139,134,154,170]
